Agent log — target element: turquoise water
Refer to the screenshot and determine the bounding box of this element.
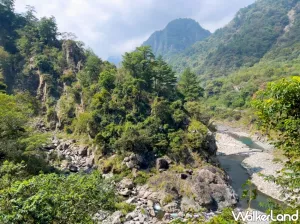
[218,154,273,212]
[217,132,280,212]
[228,133,265,150]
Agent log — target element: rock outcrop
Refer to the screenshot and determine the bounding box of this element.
[41,137,95,172]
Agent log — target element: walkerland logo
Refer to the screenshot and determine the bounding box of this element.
[232,210,299,222]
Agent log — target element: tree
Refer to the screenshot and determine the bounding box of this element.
[153,56,177,98]
[0,0,14,11]
[99,69,116,90]
[252,76,300,206]
[242,179,257,209]
[38,16,58,46]
[178,68,204,101]
[122,46,155,90]
[83,52,102,84]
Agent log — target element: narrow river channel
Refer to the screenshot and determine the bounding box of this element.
[217,132,279,212]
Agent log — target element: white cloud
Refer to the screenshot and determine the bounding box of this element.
[15,0,255,59]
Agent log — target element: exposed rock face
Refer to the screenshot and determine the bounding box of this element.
[202,130,218,156]
[62,40,85,72]
[122,153,149,169]
[42,137,95,172]
[193,167,238,210]
[144,166,237,212]
[143,18,211,59]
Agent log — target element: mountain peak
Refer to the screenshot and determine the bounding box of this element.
[143,18,210,59]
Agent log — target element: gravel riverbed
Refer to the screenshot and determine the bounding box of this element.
[216,125,285,202]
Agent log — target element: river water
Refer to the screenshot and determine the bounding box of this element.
[217,133,278,212]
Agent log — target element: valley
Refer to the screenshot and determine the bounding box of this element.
[0,0,299,223]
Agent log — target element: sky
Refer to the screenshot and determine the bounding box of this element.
[15,0,255,60]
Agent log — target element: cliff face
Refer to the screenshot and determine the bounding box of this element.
[143,18,211,60]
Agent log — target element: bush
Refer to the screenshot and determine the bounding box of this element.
[0,171,117,224]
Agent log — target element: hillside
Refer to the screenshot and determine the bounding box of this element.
[143,18,211,60]
[0,2,231,223]
[166,0,300,111]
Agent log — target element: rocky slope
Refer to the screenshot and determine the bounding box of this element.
[143,18,211,60]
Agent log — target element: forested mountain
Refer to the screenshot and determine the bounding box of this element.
[143,18,211,60]
[164,0,300,111]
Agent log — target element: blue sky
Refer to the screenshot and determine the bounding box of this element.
[15,0,255,60]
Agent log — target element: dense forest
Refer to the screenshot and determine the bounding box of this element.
[0,0,299,223]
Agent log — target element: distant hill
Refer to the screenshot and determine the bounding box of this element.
[166,0,300,109]
[170,0,300,78]
[143,18,211,60]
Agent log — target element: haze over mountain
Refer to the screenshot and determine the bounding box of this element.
[107,56,122,66]
[143,18,211,59]
[0,0,299,222]
[164,0,300,109]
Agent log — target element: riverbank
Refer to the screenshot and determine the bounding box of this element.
[216,125,285,203]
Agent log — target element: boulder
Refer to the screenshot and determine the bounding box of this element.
[180,173,188,180]
[125,161,135,169]
[156,158,169,170]
[111,211,123,224]
[120,178,134,189]
[69,165,78,173]
[93,210,110,222]
[180,196,201,212]
[78,146,88,157]
[119,188,131,196]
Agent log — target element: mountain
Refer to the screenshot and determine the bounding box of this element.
[143,18,211,59]
[107,55,122,66]
[167,0,300,109]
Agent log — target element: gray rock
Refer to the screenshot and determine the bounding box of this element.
[86,157,94,168]
[126,161,136,169]
[123,157,130,162]
[126,197,137,204]
[119,188,131,196]
[111,211,123,224]
[120,178,134,189]
[93,210,110,222]
[180,173,188,179]
[147,199,154,208]
[126,211,138,221]
[69,165,78,172]
[78,146,88,157]
[156,158,169,170]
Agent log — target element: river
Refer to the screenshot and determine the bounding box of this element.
[216,129,282,212]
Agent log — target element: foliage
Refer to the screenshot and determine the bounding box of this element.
[206,208,243,224]
[115,202,136,215]
[178,68,204,101]
[242,179,257,209]
[252,76,300,205]
[0,171,117,224]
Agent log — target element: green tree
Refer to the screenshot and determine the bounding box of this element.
[153,56,177,98]
[252,76,300,206]
[242,179,257,209]
[178,68,204,101]
[122,46,155,90]
[99,69,116,90]
[38,16,58,46]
